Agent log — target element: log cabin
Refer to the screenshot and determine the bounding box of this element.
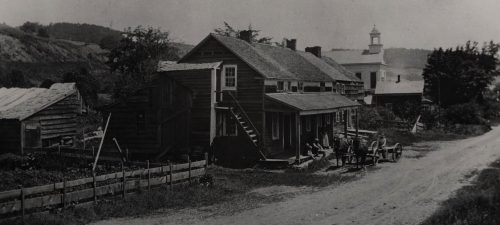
[0,83,82,154]
[158,32,364,166]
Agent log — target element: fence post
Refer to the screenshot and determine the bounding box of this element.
[92,169,97,204]
[122,161,126,199]
[20,185,25,224]
[147,160,151,193]
[188,156,191,184]
[169,162,173,191]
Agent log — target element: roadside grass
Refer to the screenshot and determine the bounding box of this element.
[420,159,500,225]
[4,166,356,225]
[381,124,490,146]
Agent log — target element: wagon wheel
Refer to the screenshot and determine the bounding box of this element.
[392,143,403,162]
[369,141,379,165]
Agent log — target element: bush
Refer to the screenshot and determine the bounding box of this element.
[358,106,381,130]
[444,103,485,125]
[376,107,397,121]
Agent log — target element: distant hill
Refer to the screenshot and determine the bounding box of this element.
[0,22,194,91]
[383,48,432,81]
[0,24,110,88]
[45,22,122,48]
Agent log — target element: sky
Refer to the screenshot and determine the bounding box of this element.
[1,0,500,50]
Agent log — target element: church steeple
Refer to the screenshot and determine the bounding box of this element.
[369,25,383,54]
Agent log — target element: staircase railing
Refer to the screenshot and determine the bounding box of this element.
[225,91,261,138]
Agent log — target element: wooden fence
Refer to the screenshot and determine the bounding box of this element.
[0,155,208,218]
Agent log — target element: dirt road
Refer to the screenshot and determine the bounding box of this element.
[92,126,500,225]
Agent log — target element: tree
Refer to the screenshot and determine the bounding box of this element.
[2,70,29,88]
[19,21,42,34]
[39,79,55,88]
[214,22,273,44]
[107,26,179,99]
[62,68,100,106]
[393,100,421,122]
[423,41,500,107]
[99,34,122,50]
[36,27,49,38]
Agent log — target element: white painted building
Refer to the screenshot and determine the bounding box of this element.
[323,26,387,92]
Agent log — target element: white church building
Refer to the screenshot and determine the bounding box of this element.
[323,26,387,92]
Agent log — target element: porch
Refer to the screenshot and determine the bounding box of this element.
[264,92,361,163]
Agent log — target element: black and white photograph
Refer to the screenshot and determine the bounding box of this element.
[0,0,500,224]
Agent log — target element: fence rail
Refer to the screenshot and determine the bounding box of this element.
[0,155,208,217]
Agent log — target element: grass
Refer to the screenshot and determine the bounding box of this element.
[2,166,357,225]
[420,159,500,225]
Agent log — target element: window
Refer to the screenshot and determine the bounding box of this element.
[277,81,284,92]
[320,82,325,92]
[222,65,237,90]
[272,113,280,140]
[370,72,377,89]
[326,114,331,125]
[287,82,292,91]
[355,72,362,79]
[340,110,344,122]
[298,82,304,92]
[335,112,339,123]
[306,117,311,131]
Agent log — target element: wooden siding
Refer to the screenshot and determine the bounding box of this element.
[103,78,192,158]
[166,69,212,148]
[0,120,21,153]
[180,37,265,148]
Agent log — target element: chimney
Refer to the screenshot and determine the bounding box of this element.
[305,46,322,58]
[396,75,401,83]
[285,39,297,51]
[239,30,252,43]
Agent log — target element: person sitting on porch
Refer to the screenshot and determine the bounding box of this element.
[304,142,313,156]
[312,138,326,157]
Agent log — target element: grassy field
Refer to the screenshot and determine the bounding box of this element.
[421,159,500,225]
[3,167,358,225]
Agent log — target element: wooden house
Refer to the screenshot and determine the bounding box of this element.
[158,32,363,165]
[101,71,197,159]
[0,83,82,154]
[373,76,424,109]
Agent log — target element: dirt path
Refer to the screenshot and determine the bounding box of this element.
[92,126,500,225]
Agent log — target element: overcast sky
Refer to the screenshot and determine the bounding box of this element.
[1,0,499,50]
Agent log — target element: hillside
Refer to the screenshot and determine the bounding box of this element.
[45,22,122,47]
[0,24,111,87]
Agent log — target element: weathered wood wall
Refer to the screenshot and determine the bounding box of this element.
[180,37,265,148]
[0,120,21,153]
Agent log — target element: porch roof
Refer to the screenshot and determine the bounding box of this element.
[265,92,360,115]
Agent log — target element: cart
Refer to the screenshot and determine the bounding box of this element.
[367,141,403,165]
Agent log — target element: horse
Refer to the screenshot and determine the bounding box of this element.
[333,134,349,167]
[352,136,368,169]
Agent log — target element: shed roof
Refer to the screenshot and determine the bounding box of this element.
[180,34,357,82]
[266,92,360,115]
[374,80,424,95]
[0,83,77,120]
[157,61,221,72]
[323,49,385,65]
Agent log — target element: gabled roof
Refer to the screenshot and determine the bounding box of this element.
[321,56,362,82]
[157,61,221,72]
[323,49,385,65]
[266,92,360,115]
[0,83,77,120]
[180,33,355,82]
[375,80,424,95]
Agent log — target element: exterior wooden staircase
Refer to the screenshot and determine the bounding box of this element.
[225,91,267,160]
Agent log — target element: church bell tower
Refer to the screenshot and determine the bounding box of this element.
[369,25,383,54]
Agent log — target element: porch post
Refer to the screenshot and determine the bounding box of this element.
[295,112,301,163]
[344,109,348,137]
[355,108,359,137]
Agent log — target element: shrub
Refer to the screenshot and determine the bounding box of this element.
[376,107,397,121]
[358,106,381,130]
[444,102,485,125]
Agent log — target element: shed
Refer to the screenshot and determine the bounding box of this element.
[0,83,82,154]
